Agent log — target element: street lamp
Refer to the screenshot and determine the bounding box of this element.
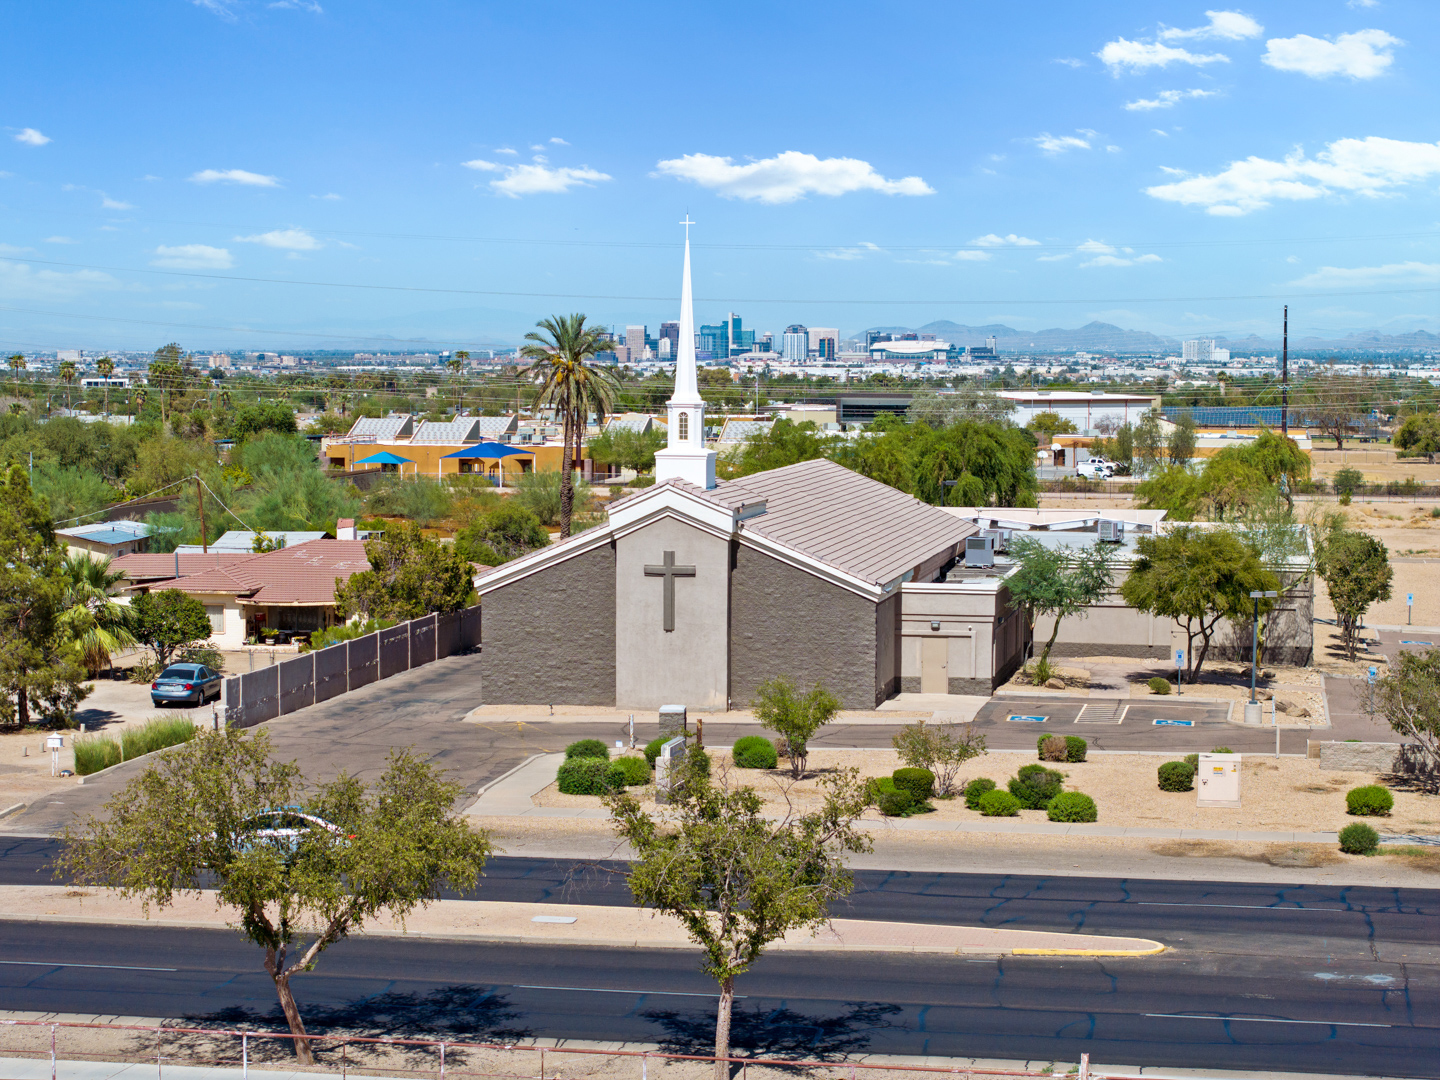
[1249,589,1279,718]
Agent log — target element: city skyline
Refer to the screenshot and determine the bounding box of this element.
[2,1,1438,351]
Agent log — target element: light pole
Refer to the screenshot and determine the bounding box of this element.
[1248,589,1278,723]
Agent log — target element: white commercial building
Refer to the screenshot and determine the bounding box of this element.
[782,325,809,362]
[998,390,1161,433]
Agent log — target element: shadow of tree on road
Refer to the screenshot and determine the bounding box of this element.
[643,1000,903,1061]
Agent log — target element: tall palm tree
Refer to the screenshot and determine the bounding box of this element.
[59,552,137,677]
[520,315,619,538]
[95,356,115,417]
[58,360,76,412]
[447,352,467,413]
[7,353,25,402]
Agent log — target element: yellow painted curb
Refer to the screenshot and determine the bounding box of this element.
[1013,942,1166,956]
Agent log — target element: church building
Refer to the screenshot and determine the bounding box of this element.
[477,225,1029,710]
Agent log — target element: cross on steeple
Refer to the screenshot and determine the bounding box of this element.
[644,550,696,633]
[680,215,695,239]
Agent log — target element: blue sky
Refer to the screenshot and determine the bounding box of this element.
[2,0,1438,352]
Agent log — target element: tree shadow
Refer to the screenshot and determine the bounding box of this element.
[643,1000,902,1062]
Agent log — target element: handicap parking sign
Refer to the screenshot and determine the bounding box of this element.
[1368,666,1377,684]
[1153,719,1194,727]
[1007,715,1048,723]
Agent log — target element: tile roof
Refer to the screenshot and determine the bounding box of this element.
[174,530,330,554]
[111,551,258,584]
[709,459,976,586]
[158,539,373,605]
[716,417,774,444]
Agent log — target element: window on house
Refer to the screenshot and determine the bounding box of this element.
[205,605,225,633]
[677,412,689,441]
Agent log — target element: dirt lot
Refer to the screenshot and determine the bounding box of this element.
[532,748,1439,837]
[1311,446,1440,484]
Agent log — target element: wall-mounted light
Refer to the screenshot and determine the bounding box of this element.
[931,621,941,631]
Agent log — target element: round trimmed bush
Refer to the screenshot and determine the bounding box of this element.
[963,777,996,810]
[604,756,651,788]
[878,790,914,817]
[684,746,711,779]
[1009,764,1064,809]
[1047,792,1098,823]
[1346,785,1394,816]
[867,775,897,802]
[1148,677,1171,695]
[1339,822,1380,855]
[977,789,1022,817]
[644,736,673,767]
[565,739,609,761]
[893,767,935,803]
[1064,735,1088,763]
[1158,761,1195,792]
[557,757,611,795]
[733,735,778,770]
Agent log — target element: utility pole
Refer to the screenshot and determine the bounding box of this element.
[195,474,208,554]
[1280,305,1289,437]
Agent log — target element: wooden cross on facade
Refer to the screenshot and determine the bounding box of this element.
[644,550,696,632]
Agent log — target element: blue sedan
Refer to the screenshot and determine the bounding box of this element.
[151,663,222,707]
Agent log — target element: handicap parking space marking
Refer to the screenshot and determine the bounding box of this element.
[1400,640,1433,646]
[1153,718,1195,727]
[1006,715,1048,723]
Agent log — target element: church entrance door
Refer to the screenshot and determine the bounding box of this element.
[920,636,948,694]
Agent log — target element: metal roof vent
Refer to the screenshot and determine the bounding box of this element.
[981,528,1011,552]
[1098,520,1125,543]
[965,535,995,568]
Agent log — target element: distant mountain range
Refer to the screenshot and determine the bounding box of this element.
[851,320,1440,355]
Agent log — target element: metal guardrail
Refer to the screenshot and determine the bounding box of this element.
[0,1018,1145,1080]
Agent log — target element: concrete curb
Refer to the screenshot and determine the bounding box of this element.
[74,733,196,786]
[0,802,26,821]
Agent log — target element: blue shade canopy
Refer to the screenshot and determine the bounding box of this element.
[442,443,536,459]
[354,451,415,465]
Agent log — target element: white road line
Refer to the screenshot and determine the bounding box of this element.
[516,984,744,998]
[0,960,178,972]
[1136,902,1334,912]
[1145,1013,1391,1028]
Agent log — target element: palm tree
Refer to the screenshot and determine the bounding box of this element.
[58,360,76,412]
[447,353,466,413]
[7,353,25,401]
[520,315,619,538]
[95,356,115,417]
[59,552,137,677]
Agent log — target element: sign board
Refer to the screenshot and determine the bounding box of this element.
[1006,715,1048,723]
[1197,752,1241,808]
[45,734,64,750]
[1368,667,1378,685]
[1408,593,1414,606]
[1153,719,1194,727]
[654,736,687,804]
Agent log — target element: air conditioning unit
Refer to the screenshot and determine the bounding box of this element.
[981,528,1012,552]
[965,535,996,568]
[1098,520,1125,543]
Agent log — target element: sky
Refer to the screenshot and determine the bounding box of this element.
[2,0,1438,353]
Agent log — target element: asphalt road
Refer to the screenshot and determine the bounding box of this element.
[3,921,1436,1077]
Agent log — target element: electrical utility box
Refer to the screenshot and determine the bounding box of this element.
[1196,752,1241,808]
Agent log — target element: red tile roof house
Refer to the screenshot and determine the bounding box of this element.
[110,540,373,648]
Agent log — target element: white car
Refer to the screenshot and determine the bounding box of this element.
[1076,459,1115,479]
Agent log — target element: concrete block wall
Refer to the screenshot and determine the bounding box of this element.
[224,604,481,728]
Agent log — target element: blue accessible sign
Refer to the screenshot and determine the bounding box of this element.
[1153,719,1194,727]
[1006,715,1048,723]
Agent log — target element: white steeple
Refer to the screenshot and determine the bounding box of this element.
[654,217,717,489]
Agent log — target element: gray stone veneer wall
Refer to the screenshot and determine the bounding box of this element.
[874,593,901,703]
[1051,643,1170,660]
[730,545,881,709]
[479,544,617,706]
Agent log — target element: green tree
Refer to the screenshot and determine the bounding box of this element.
[1197,454,1268,521]
[1026,410,1078,446]
[149,343,188,427]
[1135,465,1204,520]
[57,360,77,412]
[1166,411,1197,465]
[587,425,667,474]
[603,766,871,1078]
[1317,530,1393,661]
[1239,429,1311,484]
[1122,526,1279,683]
[751,677,840,778]
[1005,537,1118,680]
[59,729,491,1065]
[521,315,619,538]
[1363,648,1440,789]
[0,466,89,725]
[1133,410,1164,476]
[224,402,298,441]
[725,418,839,477]
[906,387,1017,428]
[891,720,986,796]
[1394,413,1440,457]
[454,503,549,565]
[94,356,114,418]
[59,552,136,676]
[334,522,475,621]
[129,588,214,669]
[510,468,594,528]
[7,353,25,400]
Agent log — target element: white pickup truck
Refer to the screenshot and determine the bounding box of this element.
[1076,458,1115,479]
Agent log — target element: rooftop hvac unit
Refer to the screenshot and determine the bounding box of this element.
[965,535,996,568]
[981,528,1012,552]
[1098,520,1125,543]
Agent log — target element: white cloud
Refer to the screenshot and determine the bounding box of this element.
[1290,261,1440,287]
[1146,135,1440,215]
[190,168,281,187]
[101,195,134,210]
[1037,253,1072,262]
[44,236,77,244]
[234,227,321,251]
[653,151,933,203]
[1125,88,1219,111]
[0,243,33,255]
[1153,128,1171,136]
[816,241,883,261]
[549,137,569,145]
[953,250,993,262]
[269,0,323,11]
[152,244,233,269]
[191,0,237,19]
[312,192,342,200]
[1054,57,1086,68]
[1159,10,1264,41]
[1262,29,1400,79]
[462,158,611,197]
[1097,38,1229,72]
[495,147,518,155]
[1075,239,1162,267]
[14,128,50,146]
[1032,132,1091,154]
[1348,0,1379,7]
[972,233,1040,247]
[0,260,114,298]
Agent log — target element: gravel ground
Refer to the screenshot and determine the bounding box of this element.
[532,748,1439,836]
